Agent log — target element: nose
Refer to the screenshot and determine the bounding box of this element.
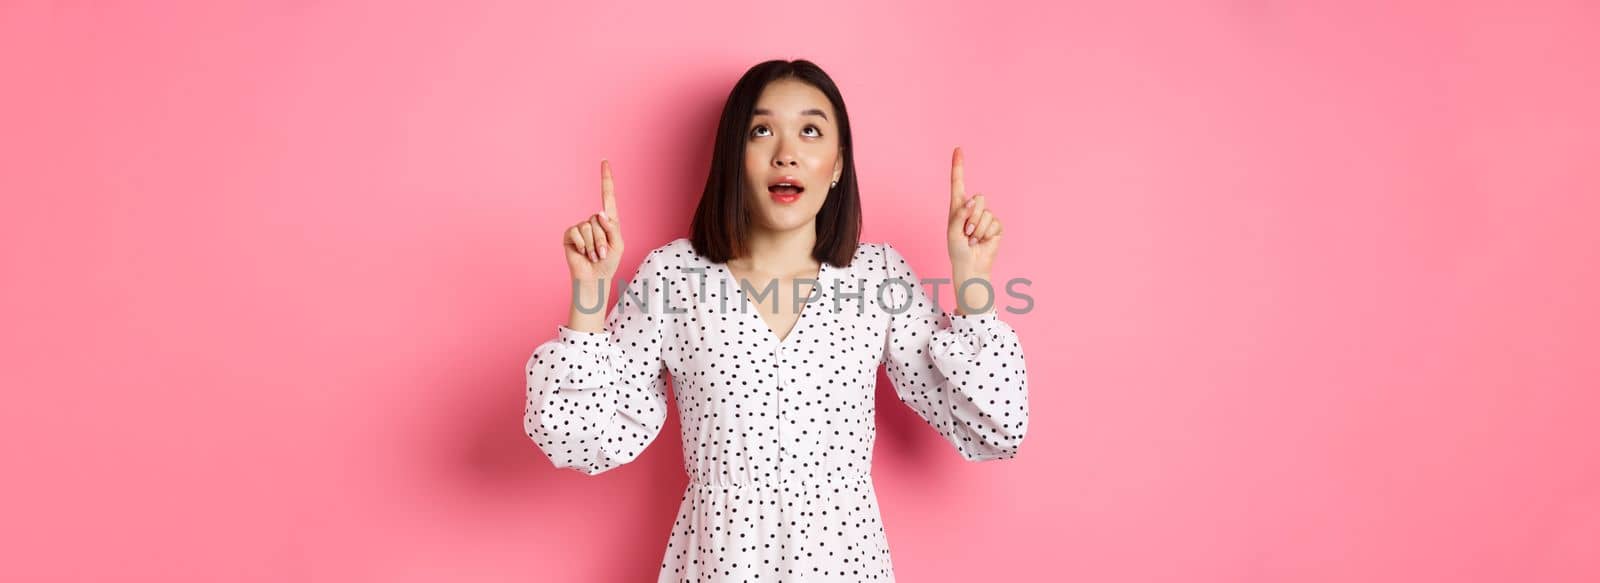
[772,153,798,168]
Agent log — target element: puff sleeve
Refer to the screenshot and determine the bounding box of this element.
[523,248,674,475]
[878,243,1030,461]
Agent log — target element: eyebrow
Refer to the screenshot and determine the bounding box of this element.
[752,107,830,122]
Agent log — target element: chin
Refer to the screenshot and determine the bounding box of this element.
[755,208,820,232]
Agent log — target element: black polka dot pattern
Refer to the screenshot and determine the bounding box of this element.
[524,238,1030,581]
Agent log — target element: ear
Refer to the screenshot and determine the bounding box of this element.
[832,154,843,183]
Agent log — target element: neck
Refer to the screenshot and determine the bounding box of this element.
[734,222,819,275]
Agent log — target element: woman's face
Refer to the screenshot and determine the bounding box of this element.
[742,78,843,234]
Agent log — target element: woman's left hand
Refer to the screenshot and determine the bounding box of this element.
[946,147,1002,314]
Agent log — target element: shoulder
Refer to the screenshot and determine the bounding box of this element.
[625,238,700,279]
[633,238,697,263]
[843,240,906,278]
[643,237,695,260]
[853,240,888,256]
[856,240,909,263]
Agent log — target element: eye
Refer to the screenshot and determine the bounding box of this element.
[749,124,823,139]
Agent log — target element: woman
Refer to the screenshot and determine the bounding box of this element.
[524,59,1029,582]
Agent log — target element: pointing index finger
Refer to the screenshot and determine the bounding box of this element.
[600,159,619,222]
[950,146,966,210]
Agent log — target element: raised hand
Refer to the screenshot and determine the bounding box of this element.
[564,159,625,283]
[946,147,1002,280]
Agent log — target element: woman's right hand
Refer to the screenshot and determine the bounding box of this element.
[564,159,625,283]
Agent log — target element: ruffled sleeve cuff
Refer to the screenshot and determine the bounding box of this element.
[552,325,619,388]
[558,324,609,349]
[934,310,1021,362]
[947,310,1000,336]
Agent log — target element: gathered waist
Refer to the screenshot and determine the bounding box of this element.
[685,470,873,490]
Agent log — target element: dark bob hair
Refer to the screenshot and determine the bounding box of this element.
[689,59,861,267]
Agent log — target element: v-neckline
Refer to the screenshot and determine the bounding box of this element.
[717,259,829,347]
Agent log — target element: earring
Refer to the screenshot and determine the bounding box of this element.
[830,180,838,189]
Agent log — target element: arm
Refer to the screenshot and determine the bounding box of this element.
[523,248,672,475]
[880,243,1030,461]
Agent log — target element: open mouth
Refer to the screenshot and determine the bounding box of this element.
[767,182,805,196]
[767,176,805,204]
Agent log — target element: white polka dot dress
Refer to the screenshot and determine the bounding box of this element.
[524,238,1030,582]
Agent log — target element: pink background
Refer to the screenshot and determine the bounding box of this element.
[3,1,1597,581]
